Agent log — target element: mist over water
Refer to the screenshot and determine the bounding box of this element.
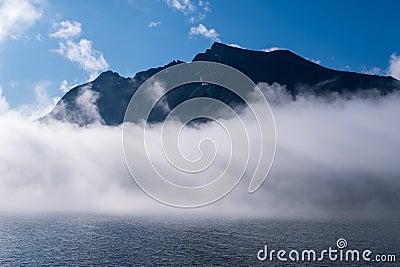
[0,84,399,219]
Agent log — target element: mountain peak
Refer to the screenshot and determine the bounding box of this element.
[209,42,293,55]
[45,42,400,126]
[95,70,122,81]
[193,42,294,63]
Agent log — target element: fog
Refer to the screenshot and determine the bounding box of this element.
[0,84,399,219]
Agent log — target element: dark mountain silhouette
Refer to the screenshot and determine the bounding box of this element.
[45,42,400,126]
[46,61,183,125]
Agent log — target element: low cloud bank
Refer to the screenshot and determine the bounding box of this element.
[0,84,399,219]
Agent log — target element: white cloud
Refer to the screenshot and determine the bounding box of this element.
[0,116,132,214]
[304,57,321,65]
[35,33,42,41]
[388,53,400,80]
[148,21,161,27]
[0,81,60,119]
[166,0,213,39]
[228,43,243,49]
[189,23,220,42]
[0,0,43,42]
[74,84,103,123]
[50,20,82,39]
[59,79,69,93]
[33,81,52,107]
[262,47,282,52]
[59,79,78,94]
[198,0,210,12]
[147,80,170,113]
[311,59,321,65]
[0,86,9,114]
[63,84,103,124]
[50,21,109,81]
[9,80,19,88]
[0,85,399,218]
[53,39,109,80]
[17,81,60,119]
[166,0,196,14]
[362,66,382,76]
[45,83,103,125]
[166,0,209,22]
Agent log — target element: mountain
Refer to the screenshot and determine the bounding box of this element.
[46,60,183,125]
[45,42,400,126]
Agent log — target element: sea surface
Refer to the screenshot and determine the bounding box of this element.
[0,215,398,266]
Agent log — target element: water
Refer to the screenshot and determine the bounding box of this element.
[0,215,398,266]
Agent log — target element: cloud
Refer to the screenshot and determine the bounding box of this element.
[0,86,9,114]
[35,33,42,41]
[362,66,382,75]
[53,39,109,80]
[145,80,170,113]
[9,80,19,88]
[166,0,210,22]
[165,0,214,40]
[388,53,400,80]
[311,59,321,65]
[59,79,79,95]
[0,116,131,214]
[262,47,282,52]
[33,81,53,107]
[148,21,161,28]
[17,81,60,119]
[70,84,103,124]
[48,83,104,125]
[189,23,220,42]
[0,0,43,42]
[59,79,69,93]
[0,82,60,119]
[166,0,196,14]
[50,21,109,81]
[198,0,210,12]
[228,43,243,49]
[258,85,400,219]
[0,84,399,219]
[50,20,82,39]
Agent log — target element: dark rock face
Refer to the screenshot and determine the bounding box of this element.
[47,61,183,125]
[194,43,399,96]
[45,42,400,126]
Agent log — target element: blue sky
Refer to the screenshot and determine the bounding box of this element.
[0,0,399,109]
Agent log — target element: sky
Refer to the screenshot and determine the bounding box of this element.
[0,0,400,109]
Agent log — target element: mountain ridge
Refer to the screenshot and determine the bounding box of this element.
[45,42,400,125]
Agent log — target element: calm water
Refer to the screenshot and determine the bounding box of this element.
[0,215,398,266]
